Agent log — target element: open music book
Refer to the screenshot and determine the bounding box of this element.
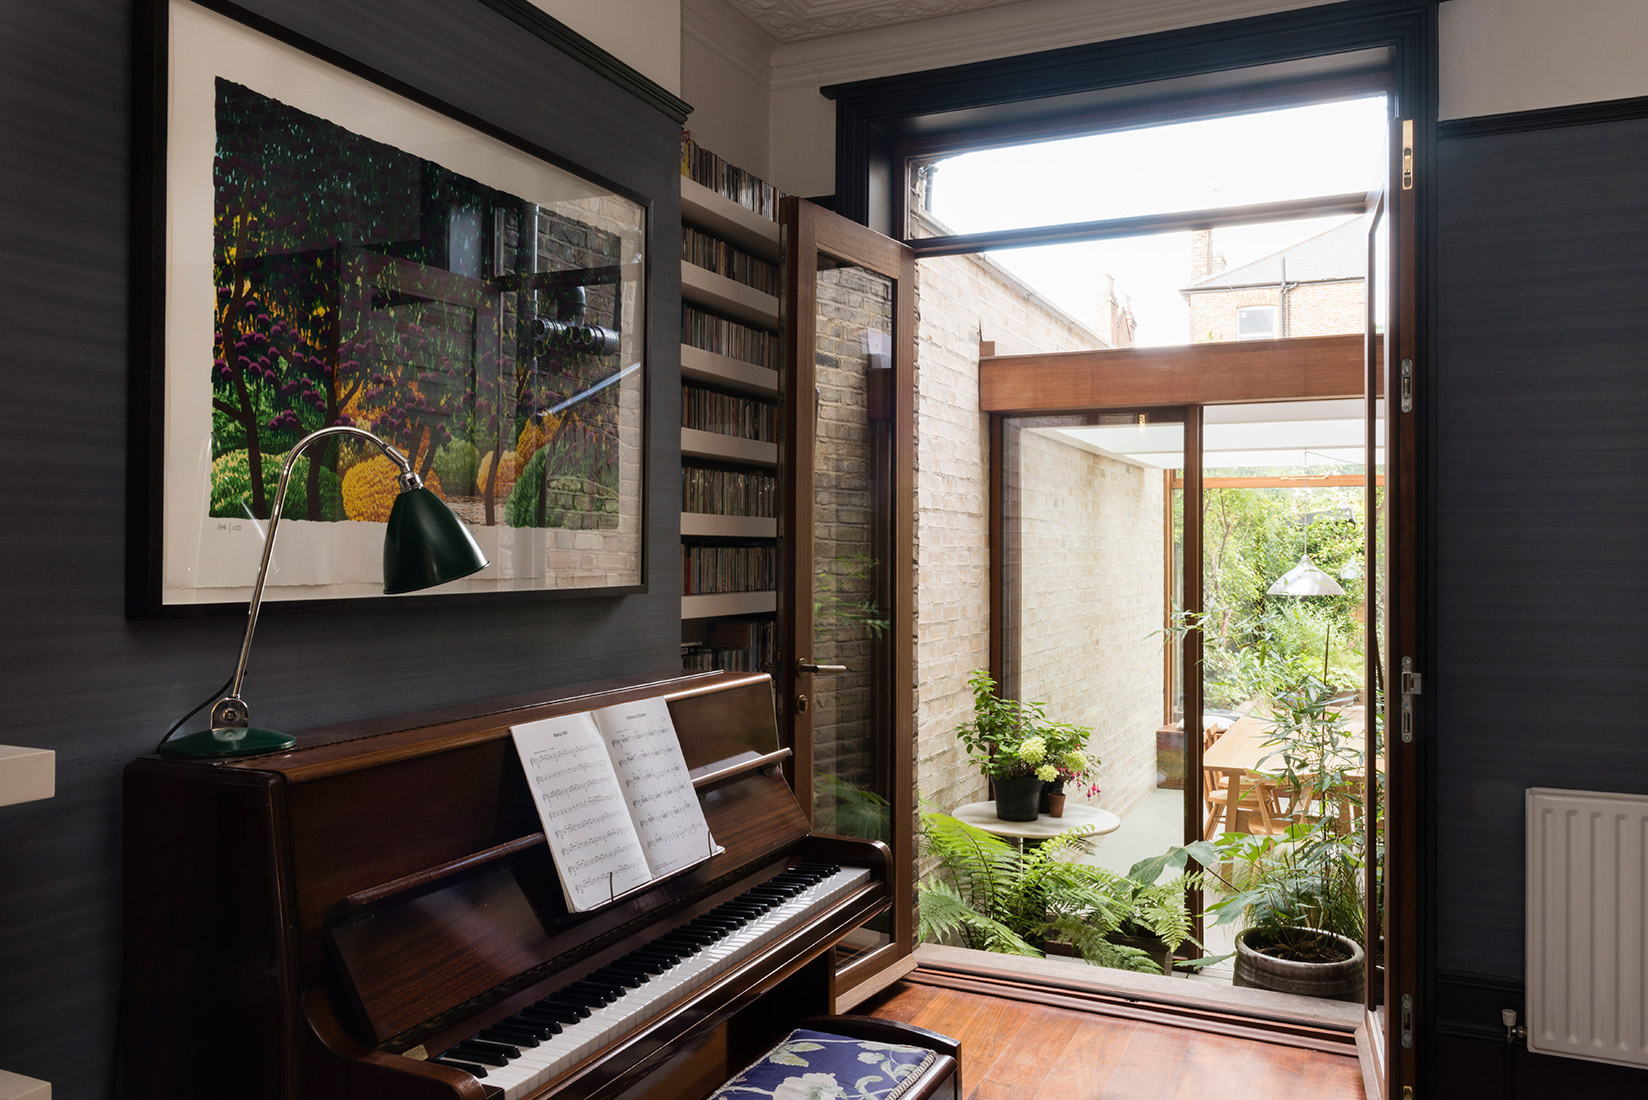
[512,696,721,913]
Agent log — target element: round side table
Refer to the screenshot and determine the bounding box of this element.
[951,801,1121,846]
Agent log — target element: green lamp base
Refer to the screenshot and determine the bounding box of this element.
[159,726,297,760]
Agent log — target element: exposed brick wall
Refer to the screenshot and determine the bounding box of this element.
[1012,429,1165,819]
[1186,280,1365,342]
[911,252,1105,821]
[810,265,892,837]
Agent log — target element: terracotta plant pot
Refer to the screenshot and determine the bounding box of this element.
[1046,792,1066,817]
[1232,927,1366,1002]
[992,777,1043,821]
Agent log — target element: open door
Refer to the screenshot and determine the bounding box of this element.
[779,198,917,1005]
[1364,114,1420,1100]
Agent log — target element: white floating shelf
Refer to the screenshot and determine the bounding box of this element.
[680,513,777,539]
[680,344,780,399]
[680,177,781,261]
[682,591,777,619]
[681,427,778,467]
[681,263,780,330]
[0,1069,50,1100]
[0,746,54,808]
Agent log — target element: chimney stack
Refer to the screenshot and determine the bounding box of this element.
[1189,229,1226,283]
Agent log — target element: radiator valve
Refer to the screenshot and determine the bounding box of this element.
[1501,1008,1527,1044]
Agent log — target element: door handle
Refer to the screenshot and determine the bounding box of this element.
[797,659,849,675]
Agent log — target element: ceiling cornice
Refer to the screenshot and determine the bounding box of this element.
[724,0,1024,43]
[766,0,1330,91]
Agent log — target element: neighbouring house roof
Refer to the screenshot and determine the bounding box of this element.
[1185,216,1367,292]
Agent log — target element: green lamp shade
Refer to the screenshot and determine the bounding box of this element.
[382,487,490,594]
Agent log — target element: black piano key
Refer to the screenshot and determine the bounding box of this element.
[534,994,592,1017]
[566,980,621,1003]
[502,1017,559,1039]
[589,966,645,989]
[432,1057,488,1078]
[478,1026,539,1047]
[524,1001,583,1023]
[512,1010,569,1033]
[445,1044,509,1067]
[607,958,664,978]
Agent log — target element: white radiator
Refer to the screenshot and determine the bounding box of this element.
[1525,788,1648,1069]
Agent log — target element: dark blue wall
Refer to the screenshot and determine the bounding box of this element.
[0,2,682,1094]
[1432,113,1648,1095]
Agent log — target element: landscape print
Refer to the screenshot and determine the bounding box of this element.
[208,78,638,539]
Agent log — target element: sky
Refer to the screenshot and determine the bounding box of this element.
[925,96,1391,347]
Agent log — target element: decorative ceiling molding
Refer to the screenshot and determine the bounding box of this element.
[765,0,1328,90]
[683,0,777,92]
[724,0,1025,43]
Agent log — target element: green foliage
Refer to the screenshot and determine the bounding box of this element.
[916,812,1205,974]
[814,555,891,638]
[432,439,480,496]
[954,670,1097,783]
[1190,484,1371,706]
[504,447,618,528]
[813,773,891,843]
[1204,819,1366,957]
[209,449,343,521]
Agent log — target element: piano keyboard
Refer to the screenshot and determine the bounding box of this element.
[424,862,870,1099]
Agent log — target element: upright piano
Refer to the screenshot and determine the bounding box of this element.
[122,670,892,1099]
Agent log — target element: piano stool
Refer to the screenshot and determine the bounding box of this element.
[711,1017,960,1100]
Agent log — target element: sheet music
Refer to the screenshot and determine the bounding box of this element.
[512,712,653,912]
[592,697,721,878]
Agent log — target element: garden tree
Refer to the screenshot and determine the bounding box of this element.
[1177,477,1369,708]
[212,79,415,519]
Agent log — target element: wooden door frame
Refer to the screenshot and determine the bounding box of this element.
[780,198,918,1001]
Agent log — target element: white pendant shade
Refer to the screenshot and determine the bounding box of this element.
[1267,554,1346,597]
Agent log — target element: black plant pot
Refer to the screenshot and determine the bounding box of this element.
[993,777,1043,821]
[1039,778,1065,814]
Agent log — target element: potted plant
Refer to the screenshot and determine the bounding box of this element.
[1193,662,1369,1001]
[954,670,1096,822]
[916,811,1207,974]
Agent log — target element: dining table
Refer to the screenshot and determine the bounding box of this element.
[1200,702,1368,838]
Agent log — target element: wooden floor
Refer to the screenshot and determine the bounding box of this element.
[858,978,1367,1100]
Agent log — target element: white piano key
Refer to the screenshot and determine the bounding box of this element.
[435,866,872,1100]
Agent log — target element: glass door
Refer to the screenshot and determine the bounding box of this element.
[779,199,916,1002]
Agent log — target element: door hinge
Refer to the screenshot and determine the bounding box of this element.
[1401,119,1414,190]
[1400,658,1421,744]
[1400,358,1414,413]
[1400,992,1415,1049]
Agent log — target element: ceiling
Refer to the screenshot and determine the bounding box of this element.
[1046,399,1387,472]
[722,0,1027,43]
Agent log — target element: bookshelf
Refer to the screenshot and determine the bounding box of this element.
[679,141,783,675]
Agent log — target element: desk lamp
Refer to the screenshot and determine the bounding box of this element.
[159,425,490,759]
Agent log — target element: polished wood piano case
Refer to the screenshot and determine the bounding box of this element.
[122,670,891,1100]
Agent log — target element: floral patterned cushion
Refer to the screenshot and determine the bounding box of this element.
[710,1028,939,1100]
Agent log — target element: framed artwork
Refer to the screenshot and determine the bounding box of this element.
[130,0,648,616]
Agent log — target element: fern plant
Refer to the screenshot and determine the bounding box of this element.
[915,811,1203,974]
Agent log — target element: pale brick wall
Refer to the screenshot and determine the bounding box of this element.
[911,252,1106,821]
[1286,280,1366,336]
[1012,429,1165,819]
[1187,280,1365,342]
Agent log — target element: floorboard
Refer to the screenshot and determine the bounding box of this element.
[859,978,1366,1100]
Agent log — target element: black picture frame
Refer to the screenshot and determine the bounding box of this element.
[128,0,664,618]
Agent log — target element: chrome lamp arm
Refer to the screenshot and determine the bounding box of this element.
[210,426,420,735]
[160,425,489,759]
